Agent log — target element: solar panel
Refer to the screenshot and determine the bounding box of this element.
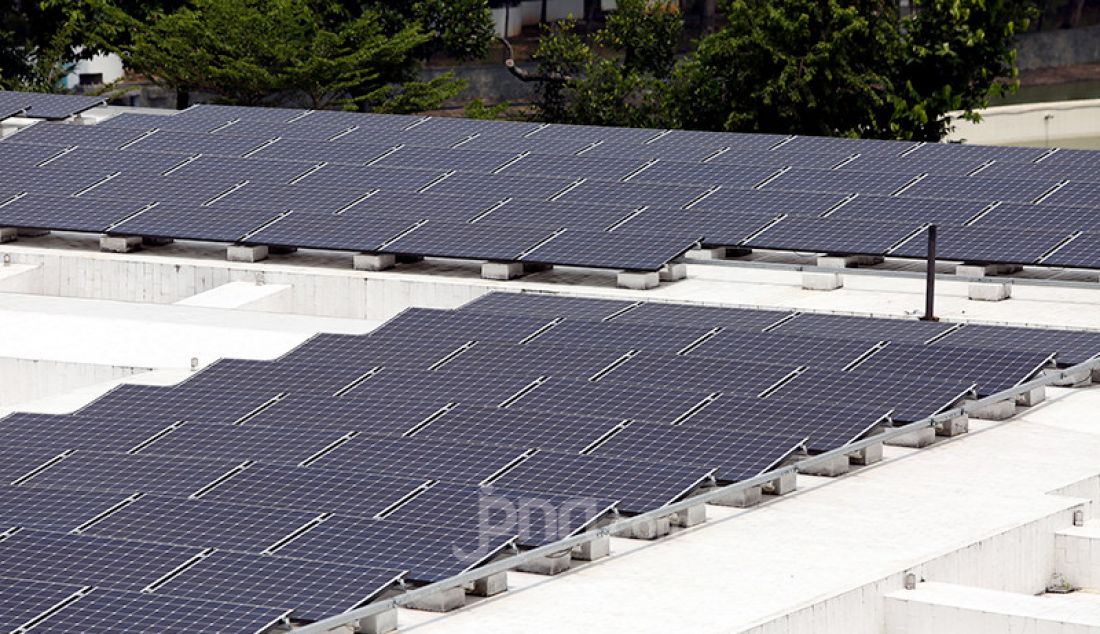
[423,172,576,201]
[970,202,1100,233]
[134,423,356,465]
[180,358,378,395]
[289,163,443,192]
[158,155,320,183]
[508,377,712,423]
[775,135,918,157]
[0,413,171,453]
[0,530,203,590]
[366,308,549,344]
[767,370,974,422]
[75,384,284,424]
[454,134,599,156]
[768,312,956,344]
[613,209,777,246]
[28,588,291,634]
[0,445,70,485]
[200,463,427,517]
[853,344,1051,396]
[458,292,633,320]
[0,579,86,633]
[172,103,313,123]
[475,199,642,231]
[244,394,451,434]
[491,451,712,514]
[368,146,518,174]
[835,155,987,176]
[745,217,920,255]
[590,424,805,481]
[0,142,76,167]
[242,210,417,252]
[107,204,289,242]
[116,130,275,157]
[81,496,323,553]
[497,153,651,181]
[701,149,851,170]
[688,330,879,369]
[932,323,1100,367]
[762,168,917,196]
[555,180,714,209]
[521,228,698,271]
[573,139,724,163]
[0,91,106,120]
[1042,232,1100,270]
[902,142,1049,163]
[311,437,531,483]
[527,319,716,354]
[626,161,782,189]
[277,333,469,370]
[243,137,394,164]
[2,165,123,197]
[74,172,248,207]
[154,551,405,622]
[898,174,1061,204]
[890,225,1071,265]
[597,352,796,396]
[385,482,616,547]
[825,195,990,225]
[37,147,192,175]
[607,302,791,331]
[435,341,629,380]
[1039,181,1100,208]
[99,112,214,131]
[0,486,136,531]
[411,403,622,453]
[18,451,247,497]
[274,516,513,583]
[972,160,1100,184]
[380,221,557,261]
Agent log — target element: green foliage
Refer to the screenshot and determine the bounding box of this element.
[333,0,495,61]
[533,0,1037,141]
[0,1,86,90]
[367,72,466,113]
[464,98,511,120]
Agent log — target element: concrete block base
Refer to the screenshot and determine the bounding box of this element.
[935,414,970,436]
[885,426,937,448]
[1093,367,1100,383]
[141,236,173,247]
[615,516,671,540]
[659,262,687,281]
[802,272,843,291]
[672,504,706,528]
[572,535,610,561]
[1052,368,1093,387]
[1016,386,1046,407]
[763,471,797,496]
[227,244,269,263]
[617,270,660,290]
[406,586,466,613]
[817,255,884,269]
[848,442,883,466]
[0,227,18,243]
[354,253,396,272]
[481,261,525,280]
[796,453,850,477]
[515,552,571,575]
[100,235,143,253]
[969,400,1016,421]
[712,485,763,508]
[354,609,398,634]
[469,571,508,597]
[968,282,1012,301]
[17,228,49,237]
[689,246,750,260]
[956,263,1023,277]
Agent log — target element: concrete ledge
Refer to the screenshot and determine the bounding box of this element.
[227,244,269,263]
[617,270,660,290]
[17,228,49,237]
[969,400,1016,421]
[955,263,1023,277]
[469,571,508,597]
[100,235,143,253]
[796,453,850,477]
[354,608,398,634]
[1052,367,1094,388]
[817,255,884,269]
[848,442,883,466]
[481,261,525,280]
[354,253,396,272]
[515,552,571,575]
[659,262,687,282]
[712,485,763,508]
[572,535,610,561]
[1016,386,1047,407]
[1055,521,1100,590]
[885,426,937,448]
[405,586,466,612]
[802,272,843,291]
[762,471,797,496]
[886,582,1100,633]
[935,414,970,437]
[968,281,1012,302]
[672,504,706,528]
[614,515,671,540]
[0,227,19,243]
[688,246,750,260]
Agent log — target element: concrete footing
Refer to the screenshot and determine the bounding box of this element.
[762,471,797,496]
[227,244,269,263]
[0,227,18,243]
[100,235,143,253]
[796,453,850,477]
[955,263,1023,277]
[672,504,706,528]
[1052,367,1093,387]
[817,255,884,269]
[572,535,610,561]
[515,552,571,575]
[405,586,466,612]
[689,246,750,260]
[354,253,396,272]
[617,270,660,290]
[615,515,672,540]
[659,262,687,282]
[712,485,763,508]
[1016,386,1047,407]
[885,426,937,448]
[481,261,525,280]
[802,272,843,290]
[468,572,508,597]
[848,442,883,466]
[968,400,1016,421]
[935,414,970,436]
[354,609,398,634]
[968,282,1012,301]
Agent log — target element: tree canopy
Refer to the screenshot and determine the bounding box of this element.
[532,0,1037,141]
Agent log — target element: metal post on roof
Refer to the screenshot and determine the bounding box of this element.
[920,224,938,322]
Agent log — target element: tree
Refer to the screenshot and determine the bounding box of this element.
[530,0,1037,141]
[0,1,85,90]
[332,0,496,62]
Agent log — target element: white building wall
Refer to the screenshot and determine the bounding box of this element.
[0,357,151,407]
[946,99,1100,147]
[64,53,125,90]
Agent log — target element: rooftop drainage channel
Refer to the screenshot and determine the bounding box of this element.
[291,354,1100,634]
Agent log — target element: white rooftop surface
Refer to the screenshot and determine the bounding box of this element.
[1,237,1100,633]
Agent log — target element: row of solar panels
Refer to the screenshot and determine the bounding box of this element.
[4,293,1096,630]
[0,90,106,121]
[2,108,1100,267]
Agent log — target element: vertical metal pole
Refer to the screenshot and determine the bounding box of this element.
[920,224,938,322]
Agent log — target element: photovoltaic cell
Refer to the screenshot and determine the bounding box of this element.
[826,195,989,225]
[768,370,974,422]
[521,228,698,271]
[412,403,622,453]
[598,353,796,396]
[458,292,633,321]
[627,161,782,189]
[854,344,1052,396]
[688,329,879,369]
[0,486,134,531]
[135,423,357,465]
[762,168,917,196]
[75,384,284,425]
[381,221,557,261]
[890,225,1071,264]
[312,437,531,483]
[971,202,1100,233]
[555,180,715,209]
[932,324,1100,367]
[108,204,289,242]
[607,302,791,331]
[745,217,920,255]
[0,445,70,485]
[19,451,247,497]
[0,413,171,453]
[898,174,1061,204]
[1042,233,1100,270]
[0,91,106,120]
[508,377,712,423]
[0,579,86,633]
[768,312,956,344]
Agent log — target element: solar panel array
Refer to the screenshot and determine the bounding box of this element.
[0,90,106,121]
[0,294,1092,630]
[1,102,1099,273]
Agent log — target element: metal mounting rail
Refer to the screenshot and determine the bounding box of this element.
[292,356,1100,633]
